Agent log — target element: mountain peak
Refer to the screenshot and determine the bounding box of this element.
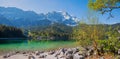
[0,7,79,27]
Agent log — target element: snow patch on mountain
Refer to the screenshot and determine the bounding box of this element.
[0,7,80,26]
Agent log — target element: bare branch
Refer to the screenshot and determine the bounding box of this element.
[100,6,120,19]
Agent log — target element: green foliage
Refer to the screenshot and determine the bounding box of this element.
[0,25,25,38]
[72,23,105,48]
[98,26,120,53]
[88,0,120,11]
[72,14,120,54]
[88,0,120,18]
[29,23,73,40]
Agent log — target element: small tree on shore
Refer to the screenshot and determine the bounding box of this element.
[72,16,105,55]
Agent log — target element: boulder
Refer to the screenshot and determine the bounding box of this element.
[55,52,61,57]
[39,55,47,58]
[72,48,79,54]
[118,30,120,33]
[22,52,27,54]
[118,49,120,55]
[85,46,94,56]
[79,55,85,59]
[28,56,35,59]
[116,55,120,59]
[15,51,20,54]
[118,37,120,41]
[60,48,66,54]
[86,51,90,57]
[35,51,41,56]
[28,54,35,59]
[3,54,10,58]
[65,49,73,55]
[74,53,85,59]
[99,56,104,59]
[66,54,73,59]
[48,51,55,55]
[79,50,86,57]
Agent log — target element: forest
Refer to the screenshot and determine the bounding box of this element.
[28,23,73,40]
[0,25,26,38]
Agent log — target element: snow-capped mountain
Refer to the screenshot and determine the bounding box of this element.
[46,11,79,26]
[0,7,80,27]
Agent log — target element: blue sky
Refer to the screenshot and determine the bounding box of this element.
[0,0,120,24]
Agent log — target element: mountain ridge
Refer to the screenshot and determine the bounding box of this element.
[0,7,79,27]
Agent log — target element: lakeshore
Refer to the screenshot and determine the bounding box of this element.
[0,47,117,59]
[0,47,85,59]
[0,39,119,59]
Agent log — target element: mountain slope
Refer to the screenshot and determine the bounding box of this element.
[0,7,79,27]
[0,14,12,26]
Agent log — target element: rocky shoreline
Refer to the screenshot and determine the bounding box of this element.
[0,46,118,59]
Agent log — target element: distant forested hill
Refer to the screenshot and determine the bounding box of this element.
[0,25,26,38]
[28,23,120,40]
[28,23,73,40]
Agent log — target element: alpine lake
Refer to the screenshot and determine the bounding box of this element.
[0,39,76,54]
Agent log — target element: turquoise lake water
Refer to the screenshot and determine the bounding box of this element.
[0,39,76,53]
